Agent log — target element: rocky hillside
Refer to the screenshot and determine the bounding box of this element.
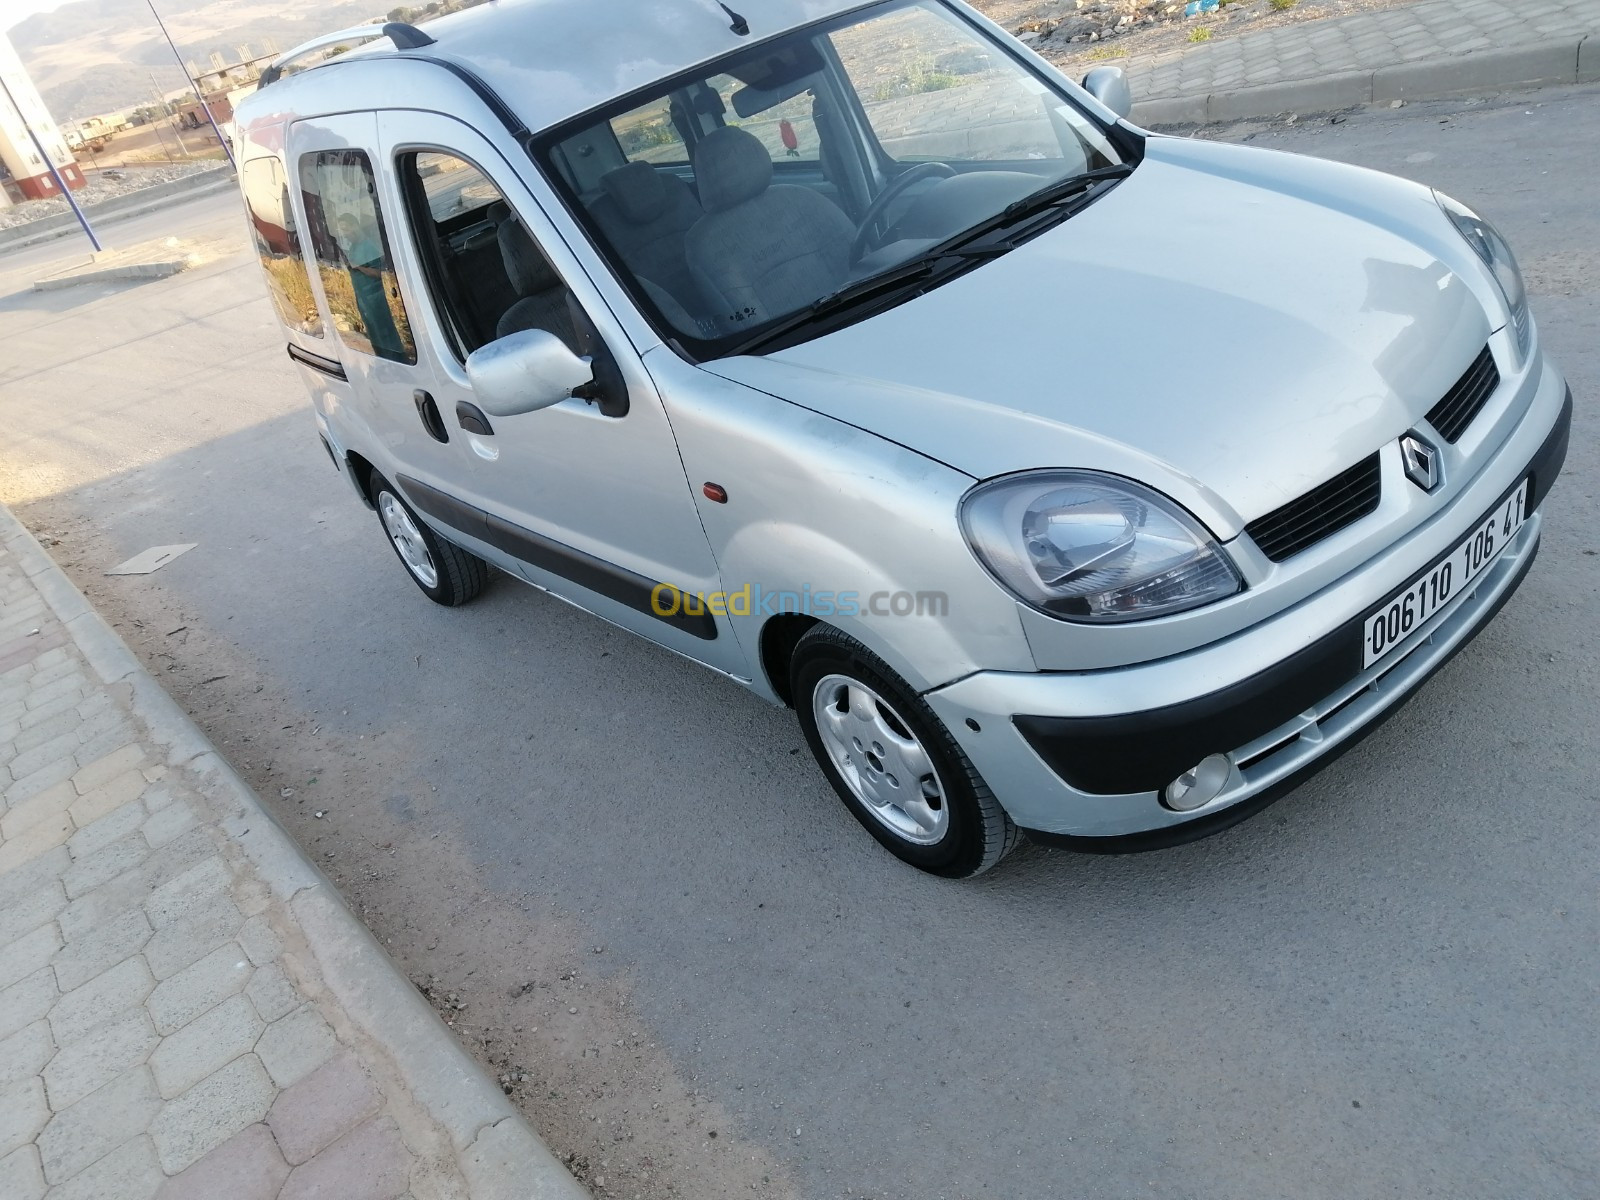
[10,0,379,121]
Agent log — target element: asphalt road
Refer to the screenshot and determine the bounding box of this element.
[2,86,1596,1200]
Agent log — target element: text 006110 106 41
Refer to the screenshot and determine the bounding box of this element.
[1363,479,1529,669]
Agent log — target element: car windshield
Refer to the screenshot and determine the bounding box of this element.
[535,0,1128,358]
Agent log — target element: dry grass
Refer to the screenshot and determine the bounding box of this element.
[314,264,415,362]
[261,255,321,335]
[258,255,414,361]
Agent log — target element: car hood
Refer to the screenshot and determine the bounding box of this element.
[703,136,1497,536]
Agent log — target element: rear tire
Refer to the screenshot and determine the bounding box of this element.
[791,625,1016,878]
[369,475,488,607]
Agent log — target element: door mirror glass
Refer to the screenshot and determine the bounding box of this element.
[1081,66,1132,120]
[464,329,594,417]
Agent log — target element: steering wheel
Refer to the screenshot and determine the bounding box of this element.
[849,162,957,265]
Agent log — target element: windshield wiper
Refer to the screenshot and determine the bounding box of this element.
[724,254,954,356]
[937,162,1134,255]
[725,162,1134,357]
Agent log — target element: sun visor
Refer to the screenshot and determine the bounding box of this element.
[731,74,816,118]
[728,39,825,116]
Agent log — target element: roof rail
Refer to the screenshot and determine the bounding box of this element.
[257,22,436,88]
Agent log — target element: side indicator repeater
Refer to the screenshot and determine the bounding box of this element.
[702,483,728,504]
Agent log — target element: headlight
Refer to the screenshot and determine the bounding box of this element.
[1435,191,1530,362]
[959,471,1242,623]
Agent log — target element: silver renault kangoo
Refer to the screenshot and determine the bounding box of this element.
[236,0,1570,876]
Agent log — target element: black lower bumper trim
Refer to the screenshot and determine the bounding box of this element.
[1023,536,1541,854]
[1527,387,1573,513]
[1015,620,1360,797]
[1015,387,1571,799]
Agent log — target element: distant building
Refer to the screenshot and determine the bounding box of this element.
[169,42,282,144]
[0,32,84,202]
[176,90,237,131]
[192,42,280,94]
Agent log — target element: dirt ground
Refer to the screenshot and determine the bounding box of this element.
[81,121,228,170]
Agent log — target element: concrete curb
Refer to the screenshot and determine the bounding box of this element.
[32,257,190,291]
[1130,33,1597,127]
[0,168,239,254]
[0,501,589,1200]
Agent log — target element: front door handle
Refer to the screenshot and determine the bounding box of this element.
[413,389,449,443]
[455,401,495,437]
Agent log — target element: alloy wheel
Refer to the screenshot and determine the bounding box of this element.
[378,491,439,589]
[811,673,949,845]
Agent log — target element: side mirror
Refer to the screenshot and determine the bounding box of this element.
[464,329,594,417]
[1081,66,1133,121]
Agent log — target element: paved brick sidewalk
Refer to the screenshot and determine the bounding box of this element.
[0,512,585,1198]
[1096,0,1600,121]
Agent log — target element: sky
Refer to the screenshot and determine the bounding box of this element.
[0,0,76,34]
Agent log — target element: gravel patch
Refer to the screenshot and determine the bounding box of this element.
[0,162,221,231]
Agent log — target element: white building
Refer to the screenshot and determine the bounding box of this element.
[0,32,85,204]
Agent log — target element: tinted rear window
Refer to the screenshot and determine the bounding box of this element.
[242,155,322,338]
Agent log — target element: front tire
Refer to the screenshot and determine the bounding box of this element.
[791,625,1016,878]
[370,475,488,606]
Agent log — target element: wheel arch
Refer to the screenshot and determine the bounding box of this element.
[759,613,820,708]
[345,450,378,509]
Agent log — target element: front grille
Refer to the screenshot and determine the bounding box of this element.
[1426,345,1500,443]
[1246,454,1382,562]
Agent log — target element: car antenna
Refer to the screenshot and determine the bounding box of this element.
[718,2,750,35]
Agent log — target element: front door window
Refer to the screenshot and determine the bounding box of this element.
[399,151,581,360]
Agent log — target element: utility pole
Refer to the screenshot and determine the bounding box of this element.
[147,0,235,169]
[0,70,101,251]
[148,73,190,159]
[143,77,178,161]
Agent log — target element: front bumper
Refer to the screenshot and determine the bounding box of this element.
[925,383,1570,845]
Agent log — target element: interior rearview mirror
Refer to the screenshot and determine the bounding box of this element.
[1081,66,1133,121]
[464,329,594,417]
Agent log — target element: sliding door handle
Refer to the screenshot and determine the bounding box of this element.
[413,389,450,443]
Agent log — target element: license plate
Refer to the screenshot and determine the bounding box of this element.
[1362,479,1529,669]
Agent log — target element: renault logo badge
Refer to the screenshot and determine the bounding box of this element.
[1400,433,1440,492]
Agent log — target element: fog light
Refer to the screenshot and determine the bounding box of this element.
[1162,754,1231,812]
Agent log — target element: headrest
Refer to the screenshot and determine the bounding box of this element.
[693,126,773,214]
[600,162,670,225]
[497,218,560,297]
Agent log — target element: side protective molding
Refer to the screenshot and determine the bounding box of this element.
[395,475,717,641]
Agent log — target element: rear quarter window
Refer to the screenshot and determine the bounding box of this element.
[242,156,323,337]
[611,96,690,166]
